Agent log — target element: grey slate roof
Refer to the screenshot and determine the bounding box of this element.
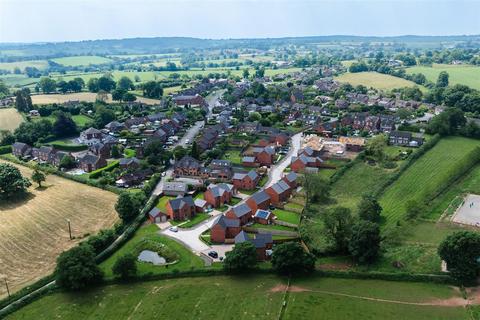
[168,196,195,210]
[215,215,240,229]
[250,190,270,204]
[232,203,251,218]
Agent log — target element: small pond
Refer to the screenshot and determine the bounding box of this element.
[138,250,166,265]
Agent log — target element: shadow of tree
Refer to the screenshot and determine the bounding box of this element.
[0,192,36,210]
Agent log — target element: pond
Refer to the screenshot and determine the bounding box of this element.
[137,250,166,265]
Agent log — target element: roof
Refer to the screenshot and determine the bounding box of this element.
[234,230,251,243]
[119,157,140,166]
[234,231,272,248]
[390,131,412,138]
[148,207,161,218]
[284,171,297,183]
[80,153,101,165]
[163,182,188,193]
[168,196,195,210]
[254,209,271,220]
[12,142,29,149]
[206,184,226,198]
[194,199,207,207]
[210,159,231,167]
[214,215,240,229]
[232,203,251,218]
[83,127,101,134]
[242,156,256,163]
[250,191,270,204]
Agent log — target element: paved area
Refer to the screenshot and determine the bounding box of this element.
[452,194,480,226]
[265,131,302,188]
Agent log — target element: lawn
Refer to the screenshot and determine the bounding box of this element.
[0,108,24,132]
[273,209,300,225]
[0,160,118,299]
[6,275,469,320]
[380,137,480,226]
[335,72,424,91]
[51,55,113,66]
[251,223,297,232]
[406,63,480,90]
[99,224,204,278]
[170,213,211,228]
[222,149,243,165]
[155,195,175,212]
[72,114,93,127]
[31,92,160,105]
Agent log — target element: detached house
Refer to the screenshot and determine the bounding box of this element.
[282,171,298,189]
[232,170,260,190]
[290,154,324,173]
[79,154,107,172]
[204,183,234,208]
[265,180,292,205]
[389,131,424,147]
[225,203,252,225]
[210,215,241,243]
[166,196,196,221]
[246,190,271,212]
[12,142,32,158]
[234,231,273,261]
[119,157,141,170]
[254,209,274,225]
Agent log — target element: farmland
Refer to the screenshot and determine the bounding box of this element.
[0,160,118,298]
[31,92,160,105]
[380,137,480,226]
[6,275,470,320]
[0,108,23,131]
[0,60,49,72]
[406,64,480,90]
[51,55,114,66]
[335,72,422,91]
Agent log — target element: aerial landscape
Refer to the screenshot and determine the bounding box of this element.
[1,0,480,319]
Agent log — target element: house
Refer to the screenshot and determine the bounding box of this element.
[290,154,324,173]
[12,142,32,158]
[148,207,168,223]
[119,157,141,170]
[315,121,337,137]
[173,94,206,106]
[204,183,233,208]
[254,209,274,225]
[380,115,396,133]
[338,136,366,152]
[208,159,233,181]
[37,146,56,162]
[389,131,424,147]
[210,215,241,243]
[162,182,188,196]
[232,170,260,190]
[234,231,273,261]
[49,150,70,167]
[225,203,252,225]
[255,146,275,166]
[242,156,257,167]
[78,154,107,172]
[89,142,110,158]
[166,196,196,221]
[265,180,292,205]
[174,156,202,177]
[246,190,271,212]
[105,121,125,133]
[115,169,153,188]
[194,199,209,212]
[238,122,260,133]
[282,171,298,189]
[365,116,381,132]
[80,127,103,141]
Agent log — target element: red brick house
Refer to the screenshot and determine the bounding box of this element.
[173,94,206,106]
[241,156,258,167]
[232,170,260,190]
[270,133,289,146]
[78,154,107,172]
[234,231,273,261]
[265,180,292,205]
[204,183,234,208]
[255,146,275,166]
[254,209,275,225]
[282,171,298,189]
[166,196,196,221]
[174,156,202,177]
[290,154,324,173]
[210,215,241,243]
[225,203,252,225]
[246,190,271,213]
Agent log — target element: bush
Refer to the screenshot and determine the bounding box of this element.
[271,242,315,275]
[223,242,258,273]
[112,254,137,279]
[0,145,12,154]
[49,143,87,152]
[89,160,119,179]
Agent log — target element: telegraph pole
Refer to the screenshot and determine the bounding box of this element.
[66,219,72,240]
[4,278,10,298]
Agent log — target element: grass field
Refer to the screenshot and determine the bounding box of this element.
[0,160,118,299]
[380,137,480,226]
[32,114,92,127]
[51,55,113,66]
[99,224,204,278]
[6,275,469,320]
[31,92,160,105]
[406,63,480,90]
[0,108,24,132]
[0,60,49,72]
[335,72,422,91]
[273,208,300,225]
[221,149,243,165]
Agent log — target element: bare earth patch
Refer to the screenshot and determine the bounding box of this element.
[0,160,118,298]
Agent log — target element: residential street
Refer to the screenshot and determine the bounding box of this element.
[265,131,302,188]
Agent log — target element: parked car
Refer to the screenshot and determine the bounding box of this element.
[169,226,178,232]
[208,251,218,258]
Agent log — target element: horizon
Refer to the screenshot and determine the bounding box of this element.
[1,0,480,43]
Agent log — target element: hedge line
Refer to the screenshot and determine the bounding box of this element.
[329,153,364,184]
[0,145,12,155]
[48,143,88,152]
[89,160,120,179]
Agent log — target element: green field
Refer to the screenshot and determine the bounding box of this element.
[406,63,480,90]
[6,275,469,320]
[99,224,204,278]
[51,55,114,66]
[335,72,423,91]
[273,209,300,225]
[222,149,243,165]
[0,108,24,132]
[380,137,480,225]
[31,114,92,127]
[0,60,49,72]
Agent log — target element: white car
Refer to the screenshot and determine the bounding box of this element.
[169,226,178,232]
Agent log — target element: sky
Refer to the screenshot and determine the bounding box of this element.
[0,0,479,43]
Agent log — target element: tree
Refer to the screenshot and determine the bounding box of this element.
[323,207,353,252]
[248,112,261,122]
[364,134,387,162]
[115,192,140,223]
[39,77,57,93]
[303,174,330,204]
[141,81,163,99]
[0,163,31,198]
[117,76,134,91]
[144,140,171,165]
[348,220,381,264]
[190,141,200,159]
[111,144,121,158]
[15,89,32,113]
[55,245,103,290]
[53,111,77,137]
[358,194,382,222]
[223,242,257,273]
[87,78,99,92]
[271,242,315,275]
[438,231,480,284]
[97,76,116,92]
[59,154,76,169]
[57,80,69,93]
[0,79,9,98]
[0,130,15,145]
[93,105,115,128]
[112,88,127,101]
[242,69,250,79]
[112,253,137,279]
[436,71,449,88]
[427,107,466,136]
[31,168,46,188]
[255,68,265,78]
[173,146,187,160]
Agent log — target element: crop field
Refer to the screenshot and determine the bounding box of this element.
[335,72,422,91]
[51,55,113,66]
[0,60,49,72]
[0,108,24,131]
[6,275,470,320]
[0,160,118,298]
[31,92,160,105]
[406,64,480,90]
[380,137,480,226]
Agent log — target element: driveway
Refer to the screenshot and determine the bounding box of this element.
[265,131,302,188]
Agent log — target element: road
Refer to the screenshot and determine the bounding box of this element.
[265,131,302,188]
